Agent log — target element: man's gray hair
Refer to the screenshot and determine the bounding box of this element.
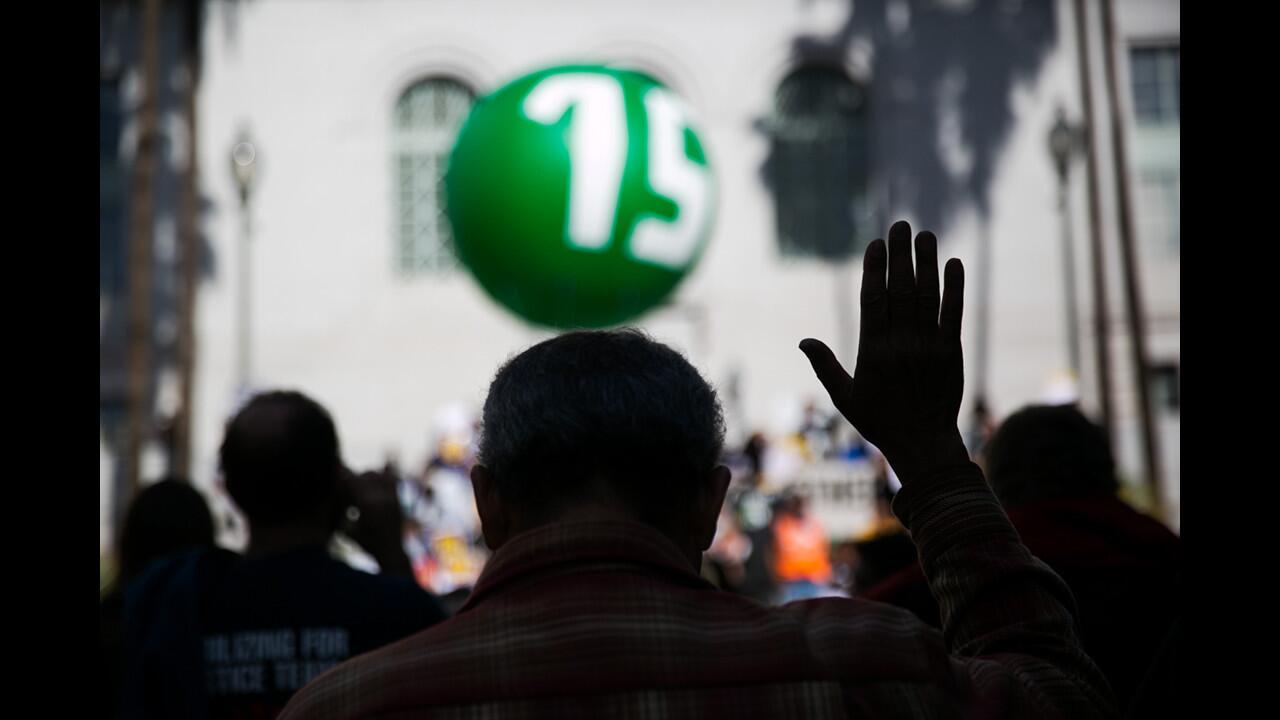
[478,328,726,523]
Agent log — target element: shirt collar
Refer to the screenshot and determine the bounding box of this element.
[458,520,716,612]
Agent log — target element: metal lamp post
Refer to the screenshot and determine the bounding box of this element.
[230,130,257,397]
[1048,108,1084,381]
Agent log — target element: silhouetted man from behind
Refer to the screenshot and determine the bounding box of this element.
[283,222,1115,718]
[864,403,1180,713]
[123,391,447,719]
[983,405,1179,712]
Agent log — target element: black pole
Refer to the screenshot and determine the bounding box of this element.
[1072,0,1117,445]
[1058,175,1082,378]
[1100,0,1163,510]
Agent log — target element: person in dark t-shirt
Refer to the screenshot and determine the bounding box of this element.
[102,477,217,718]
[123,391,447,719]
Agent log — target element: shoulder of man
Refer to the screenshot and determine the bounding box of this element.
[121,547,239,719]
[314,552,450,626]
[278,591,968,719]
[125,547,238,616]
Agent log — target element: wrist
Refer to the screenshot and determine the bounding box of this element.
[887,429,971,486]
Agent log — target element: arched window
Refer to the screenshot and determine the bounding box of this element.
[764,65,871,260]
[393,77,475,274]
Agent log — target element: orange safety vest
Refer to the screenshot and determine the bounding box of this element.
[772,515,832,583]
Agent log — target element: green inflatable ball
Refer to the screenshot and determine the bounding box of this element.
[445,64,716,329]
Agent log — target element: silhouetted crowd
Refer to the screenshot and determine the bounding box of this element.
[101,224,1179,718]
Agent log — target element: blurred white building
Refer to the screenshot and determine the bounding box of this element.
[101,0,1180,553]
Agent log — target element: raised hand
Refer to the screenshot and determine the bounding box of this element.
[341,467,414,577]
[799,221,971,485]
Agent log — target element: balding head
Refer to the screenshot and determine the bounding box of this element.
[220,391,341,527]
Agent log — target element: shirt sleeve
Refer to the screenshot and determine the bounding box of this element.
[892,461,1119,718]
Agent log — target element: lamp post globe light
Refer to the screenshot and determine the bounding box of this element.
[231,133,257,206]
[1048,108,1075,182]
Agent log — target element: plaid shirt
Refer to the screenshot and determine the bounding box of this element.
[281,464,1116,718]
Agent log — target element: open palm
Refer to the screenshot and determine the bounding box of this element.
[800,221,970,484]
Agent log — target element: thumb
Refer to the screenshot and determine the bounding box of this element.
[799,338,854,407]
